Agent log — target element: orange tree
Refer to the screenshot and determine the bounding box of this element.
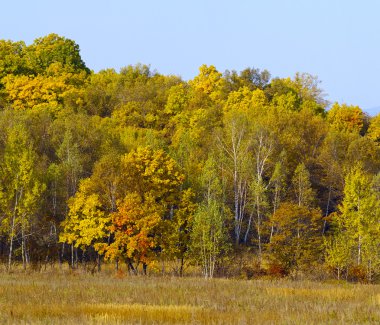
[97,146,192,274]
[60,146,194,273]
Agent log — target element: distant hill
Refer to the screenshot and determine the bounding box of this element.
[365,106,380,116]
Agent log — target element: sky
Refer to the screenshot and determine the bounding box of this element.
[1,0,380,115]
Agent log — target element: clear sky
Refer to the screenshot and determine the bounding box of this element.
[1,0,380,114]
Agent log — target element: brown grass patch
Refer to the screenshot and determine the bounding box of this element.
[0,271,379,324]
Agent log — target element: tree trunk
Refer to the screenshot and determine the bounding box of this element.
[71,244,74,269]
[128,261,137,275]
[8,212,16,271]
[97,254,101,273]
[8,226,15,272]
[8,189,20,272]
[244,211,253,244]
[179,257,184,277]
[21,228,26,270]
[234,169,240,244]
[59,243,64,269]
[322,185,332,234]
[256,197,262,262]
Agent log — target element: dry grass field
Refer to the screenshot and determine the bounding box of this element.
[0,269,379,324]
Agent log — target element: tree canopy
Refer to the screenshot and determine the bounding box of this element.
[0,34,379,281]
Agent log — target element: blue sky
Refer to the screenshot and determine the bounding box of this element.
[1,1,380,114]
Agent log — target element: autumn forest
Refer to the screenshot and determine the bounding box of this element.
[1,34,380,282]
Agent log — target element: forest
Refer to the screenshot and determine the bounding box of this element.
[0,34,379,282]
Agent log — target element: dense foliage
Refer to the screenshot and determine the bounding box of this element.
[0,34,379,281]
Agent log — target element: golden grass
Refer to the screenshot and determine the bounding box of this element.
[0,269,379,324]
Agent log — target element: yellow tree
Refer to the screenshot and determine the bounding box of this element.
[2,65,87,112]
[189,64,225,102]
[367,114,380,143]
[60,179,111,268]
[100,146,190,274]
[327,103,366,135]
[1,34,89,112]
[59,151,122,270]
[267,203,323,276]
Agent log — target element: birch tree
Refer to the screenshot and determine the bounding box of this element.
[247,126,274,258]
[292,162,314,207]
[0,124,45,270]
[190,157,230,278]
[220,110,251,244]
[326,165,380,281]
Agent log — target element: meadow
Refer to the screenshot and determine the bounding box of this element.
[0,268,379,324]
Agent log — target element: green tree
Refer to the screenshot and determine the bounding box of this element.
[190,199,230,278]
[24,33,90,75]
[0,124,45,270]
[164,188,196,276]
[247,125,274,257]
[268,160,287,241]
[190,157,231,278]
[220,109,251,244]
[346,136,380,174]
[326,165,380,281]
[0,40,27,82]
[317,130,354,229]
[82,69,121,116]
[266,73,327,111]
[292,163,315,207]
[324,232,352,280]
[224,67,271,92]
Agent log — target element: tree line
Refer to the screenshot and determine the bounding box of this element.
[0,34,379,281]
